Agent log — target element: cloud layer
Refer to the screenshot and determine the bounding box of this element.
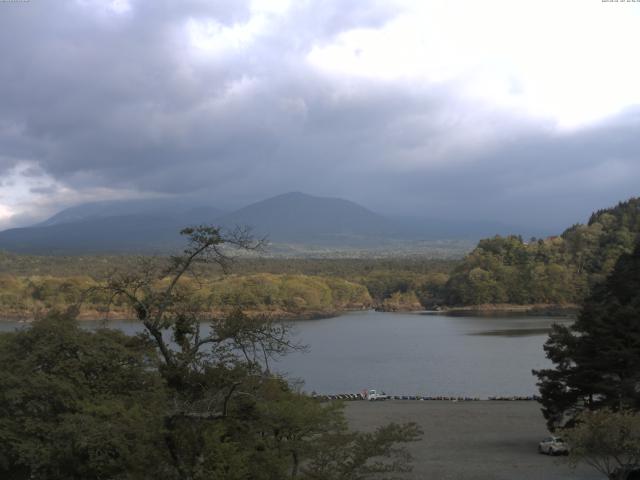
[0,0,639,231]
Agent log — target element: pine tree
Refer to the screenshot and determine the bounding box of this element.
[534,240,640,430]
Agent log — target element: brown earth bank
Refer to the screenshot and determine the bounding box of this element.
[0,306,370,322]
[0,303,579,322]
[345,400,600,480]
[438,303,579,317]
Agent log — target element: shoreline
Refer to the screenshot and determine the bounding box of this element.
[0,307,357,323]
[435,303,579,317]
[0,303,578,322]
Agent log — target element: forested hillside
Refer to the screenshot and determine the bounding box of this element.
[0,273,372,320]
[0,255,455,319]
[445,198,640,306]
[1,198,638,318]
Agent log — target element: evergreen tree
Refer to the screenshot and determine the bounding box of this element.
[534,241,640,430]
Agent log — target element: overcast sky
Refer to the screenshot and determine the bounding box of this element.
[0,0,639,231]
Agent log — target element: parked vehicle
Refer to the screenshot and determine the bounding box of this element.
[366,389,388,401]
[538,436,569,455]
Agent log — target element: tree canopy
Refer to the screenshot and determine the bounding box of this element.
[534,239,640,430]
[0,313,167,479]
[446,198,640,306]
[0,225,422,479]
[562,409,640,480]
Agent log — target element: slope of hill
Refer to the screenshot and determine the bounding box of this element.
[38,198,223,227]
[0,198,225,254]
[0,192,529,254]
[0,192,399,253]
[0,215,188,254]
[217,193,532,244]
[444,197,640,306]
[215,192,398,245]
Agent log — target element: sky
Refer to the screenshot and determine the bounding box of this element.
[0,0,639,232]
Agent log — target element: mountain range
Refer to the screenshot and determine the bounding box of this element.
[0,192,530,254]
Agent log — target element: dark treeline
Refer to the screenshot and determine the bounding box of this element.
[0,253,456,279]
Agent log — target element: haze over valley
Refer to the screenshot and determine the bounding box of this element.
[0,192,532,254]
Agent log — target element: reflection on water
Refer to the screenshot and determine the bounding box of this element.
[274,311,571,396]
[0,311,572,397]
[470,327,554,337]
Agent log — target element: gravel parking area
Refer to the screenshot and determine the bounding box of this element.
[345,400,602,480]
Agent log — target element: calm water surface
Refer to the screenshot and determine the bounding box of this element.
[0,311,570,397]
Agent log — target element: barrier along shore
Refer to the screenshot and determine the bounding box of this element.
[312,393,536,402]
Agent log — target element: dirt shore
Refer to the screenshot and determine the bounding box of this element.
[345,400,600,480]
[0,307,351,323]
[439,303,579,317]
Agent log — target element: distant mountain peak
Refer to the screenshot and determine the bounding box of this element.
[0,191,531,254]
[37,197,224,228]
[274,191,308,198]
[250,192,377,211]
[259,192,351,203]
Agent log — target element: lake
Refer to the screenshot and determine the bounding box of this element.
[0,311,569,397]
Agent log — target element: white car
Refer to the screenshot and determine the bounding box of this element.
[538,436,569,456]
[366,389,387,401]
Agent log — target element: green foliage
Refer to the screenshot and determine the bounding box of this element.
[303,422,422,480]
[562,409,640,479]
[207,274,372,313]
[0,313,167,479]
[446,198,640,305]
[0,273,373,319]
[379,291,423,312]
[0,255,458,318]
[355,270,449,307]
[0,252,458,279]
[53,224,420,480]
[534,240,640,430]
[0,275,98,316]
[4,197,639,314]
[0,314,421,479]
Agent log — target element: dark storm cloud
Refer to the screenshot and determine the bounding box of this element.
[356,109,640,231]
[0,0,402,185]
[0,0,638,229]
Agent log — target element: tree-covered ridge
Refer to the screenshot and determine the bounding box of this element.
[0,253,456,280]
[2,197,639,316]
[0,255,455,319]
[445,197,640,306]
[0,273,372,320]
[207,274,372,314]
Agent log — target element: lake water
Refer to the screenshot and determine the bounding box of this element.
[0,311,569,397]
